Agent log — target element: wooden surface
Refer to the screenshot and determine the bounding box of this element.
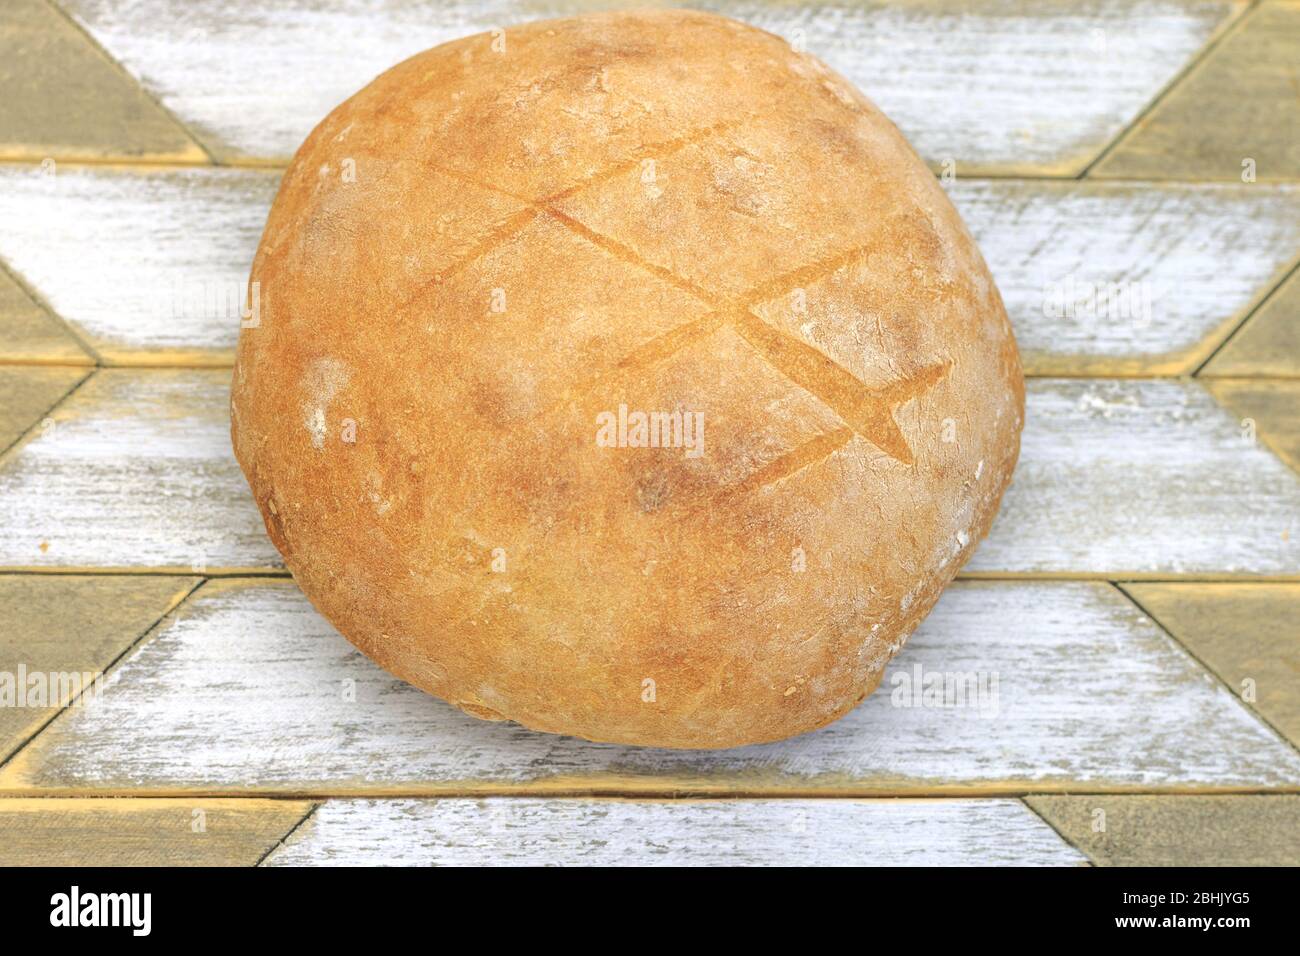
[0,0,1297,866]
[1122,582,1300,744]
[263,798,1088,866]
[0,574,196,763]
[54,0,1245,173]
[0,0,205,163]
[3,374,1297,576]
[1200,379,1300,473]
[1092,0,1300,181]
[4,166,1297,372]
[5,578,1297,795]
[0,365,86,451]
[0,266,91,365]
[0,798,311,866]
[1026,794,1300,866]
[0,165,277,364]
[0,370,280,570]
[1203,270,1300,377]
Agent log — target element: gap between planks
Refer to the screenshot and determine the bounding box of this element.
[5,569,1300,582]
[252,801,320,867]
[2,363,1297,382]
[9,154,1300,182]
[0,783,1297,801]
[0,790,1288,804]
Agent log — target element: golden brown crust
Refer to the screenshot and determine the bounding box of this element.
[231,9,1024,749]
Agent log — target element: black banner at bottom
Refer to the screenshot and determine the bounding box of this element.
[0,865,1278,940]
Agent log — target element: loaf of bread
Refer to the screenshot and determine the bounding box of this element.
[232,9,1023,748]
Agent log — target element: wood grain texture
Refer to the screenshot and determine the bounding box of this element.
[2,374,1298,575]
[0,365,87,452]
[1123,582,1300,745]
[0,798,311,866]
[1026,794,1300,865]
[263,797,1086,866]
[0,0,206,163]
[5,578,1296,794]
[969,379,1300,576]
[0,266,91,365]
[1201,378,1300,473]
[0,165,278,364]
[0,370,279,571]
[57,0,1240,172]
[0,574,197,762]
[1092,0,1300,181]
[955,181,1300,375]
[2,165,1297,374]
[1202,270,1300,377]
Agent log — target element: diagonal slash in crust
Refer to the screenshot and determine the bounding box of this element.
[411,120,952,482]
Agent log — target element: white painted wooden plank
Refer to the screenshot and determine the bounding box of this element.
[970,379,1300,575]
[2,164,1295,373]
[60,0,1239,173]
[0,166,277,361]
[1,373,1295,574]
[262,797,1087,866]
[0,370,277,570]
[954,181,1300,373]
[7,579,1297,792]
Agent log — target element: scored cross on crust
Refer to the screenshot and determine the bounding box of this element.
[413,120,952,476]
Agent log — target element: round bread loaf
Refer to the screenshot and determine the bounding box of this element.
[232,9,1023,748]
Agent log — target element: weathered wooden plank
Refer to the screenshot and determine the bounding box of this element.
[2,374,1298,575]
[1092,0,1300,181]
[263,797,1086,866]
[0,574,197,762]
[0,267,91,365]
[1201,379,1300,474]
[58,0,1241,173]
[0,0,205,163]
[1201,270,1300,377]
[0,798,312,866]
[2,165,1296,374]
[956,181,1300,375]
[0,370,279,571]
[1026,794,1300,866]
[5,578,1296,794]
[1122,582,1300,746]
[968,379,1300,575]
[0,366,88,453]
[0,166,278,364]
